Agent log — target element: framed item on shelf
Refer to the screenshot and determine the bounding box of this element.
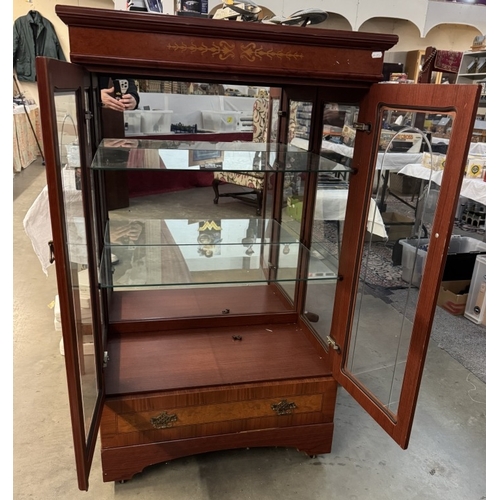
[467,59,479,74]
[145,0,163,13]
[471,35,486,51]
[188,149,224,167]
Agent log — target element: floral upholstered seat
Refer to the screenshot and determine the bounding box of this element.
[212,97,268,215]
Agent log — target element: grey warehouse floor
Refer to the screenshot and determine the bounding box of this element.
[13,159,487,499]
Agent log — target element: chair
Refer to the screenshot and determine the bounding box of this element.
[212,97,269,215]
[418,46,463,83]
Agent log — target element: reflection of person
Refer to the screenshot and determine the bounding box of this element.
[99,76,140,112]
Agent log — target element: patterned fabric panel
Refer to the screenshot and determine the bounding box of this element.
[252,97,269,143]
[213,171,265,189]
[213,97,268,190]
[288,101,299,144]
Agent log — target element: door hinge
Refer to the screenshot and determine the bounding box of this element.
[353,122,371,133]
[327,336,341,353]
[103,351,110,368]
[48,240,55,263]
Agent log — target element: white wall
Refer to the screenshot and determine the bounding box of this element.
[208,0,485,35]
[13,0,486,105]
[13,0,115,103]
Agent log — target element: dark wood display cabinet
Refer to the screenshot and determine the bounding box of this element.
[36,6,481,491]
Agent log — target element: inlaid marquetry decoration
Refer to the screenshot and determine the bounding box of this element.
[150,411,178,429]
[240,42,304,62]
[271,399,298,416]
[164,41,304,63]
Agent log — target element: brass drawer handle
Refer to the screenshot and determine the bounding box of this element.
[150,411,178,429]
[271,399,297,416]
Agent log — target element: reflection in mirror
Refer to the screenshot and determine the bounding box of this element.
[122,79,271,137]
[276,99,313,304]
[346,107,454,416]
[115,78,273,228]
[101,218,316,290]
[54,93,98,439]
[302,102,360,348]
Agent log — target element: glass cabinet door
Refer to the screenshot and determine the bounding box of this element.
[331,82,481,448]
[36,57,104,491]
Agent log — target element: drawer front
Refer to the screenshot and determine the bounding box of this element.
[101,377,336,448]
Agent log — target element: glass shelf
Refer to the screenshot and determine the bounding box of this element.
[99,218,339,289]
[91,139,353,174]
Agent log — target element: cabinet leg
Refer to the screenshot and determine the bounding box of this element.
[212,178,220,204]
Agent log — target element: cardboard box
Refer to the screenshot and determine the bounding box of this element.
[422,152,446,170]
[382,212,414,241]
[437,280,470,316]
[389,172,421,195]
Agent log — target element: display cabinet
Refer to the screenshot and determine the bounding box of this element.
[457,49,486,84]
[36,6,480,491]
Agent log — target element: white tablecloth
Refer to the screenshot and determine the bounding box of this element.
[431,137,486,156]
[319,139,486,170]
[314,189,387,238]
[397,164,486,206]
[318,140,423,171]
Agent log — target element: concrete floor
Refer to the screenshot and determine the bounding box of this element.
[13,160,486,499]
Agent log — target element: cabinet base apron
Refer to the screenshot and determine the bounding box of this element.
[101,422,334,483]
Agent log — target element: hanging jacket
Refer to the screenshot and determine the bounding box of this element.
[13,10,66,82]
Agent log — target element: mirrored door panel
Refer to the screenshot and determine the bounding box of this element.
[347,109,447,413]
[277,99,313,304]
[303,102,360,348]
[55,92,99,437]
[332,81,480,449]
[36,57,103,491]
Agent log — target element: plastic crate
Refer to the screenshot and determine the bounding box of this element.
[124,110,142,134]
[201,111,241,131]
[140,110,173,134]
[400,235,486,287]
[464,255,486,325]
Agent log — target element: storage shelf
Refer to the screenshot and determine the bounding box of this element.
[91,139,353,174]
[457,73,486,79]
[100,218,339,289]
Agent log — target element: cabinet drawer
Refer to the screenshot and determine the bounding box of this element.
[101,377,336,448]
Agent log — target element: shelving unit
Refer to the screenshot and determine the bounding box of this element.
[457,50,486,84]
[457,49,486,138]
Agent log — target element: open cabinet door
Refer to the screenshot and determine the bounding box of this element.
[331,83,481,449]
[36,57,104,491]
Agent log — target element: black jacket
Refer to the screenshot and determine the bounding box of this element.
[13,10,66,82]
